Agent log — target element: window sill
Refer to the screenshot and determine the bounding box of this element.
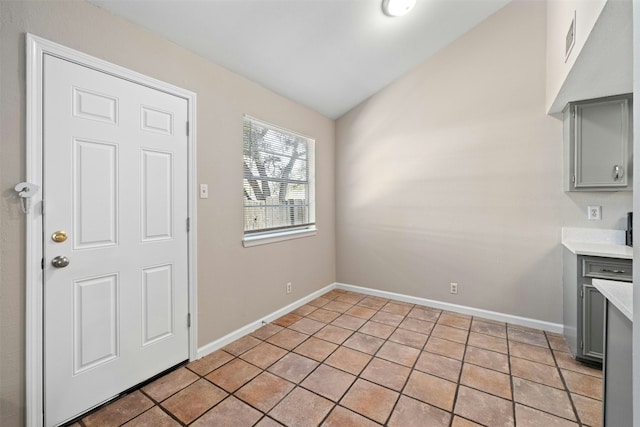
[243,227,317,247]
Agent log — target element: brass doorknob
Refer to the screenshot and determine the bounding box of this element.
[51,256,70,268]
[51,231,68,243]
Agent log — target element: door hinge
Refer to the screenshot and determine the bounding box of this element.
[186,121,189,137]
[580,340,584,350]
[187,313,191,328]
[41,258,44,270]
[580,289,584,298]
[572,175,576,184]
[187,217,190,232]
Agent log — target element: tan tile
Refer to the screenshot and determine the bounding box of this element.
[205,358,261,392]
[222,335,262,356]
[512,377,576,421]
[361,357,411,391]
[471,319,506,338]
[460,363,511,400]
[408,307,441,322]
[321,406,381,427]
[301,364,356,401]
[83,391,153,426]
[313,324,353,344]
[142,367,198,402]
[323,289,346,300]
[335,292,366,305]
[345,305,377,319]
[561,369,602,400]
[546,333,571,352]
[307,308,341,323]
[235,372,294,412]
[324,346,372,375]
[376,341,420,367]
[572,393,602,427]
[431,324,469,344]
[511,356,563,389]
[187,349,234,376]
[308,296,331,308]
[370,311,404,327]
[438,312,471,330]
[251,323,285,340]
[398,317,435,335]
[388,328,428,349]
[467,331,508,354]
[404,370,457,411]
[292,304,317,317]
[289,317,326,335]
[323,300,353,313]
[267,352,318,383]
[294,336,338,361]
[266,328,309,350]
[358,296,389,310]
[509,340,554,365]
[332,314,367,331]
[515,403,578,427]
[343,332,385,354]
[160,379,226,424]
[554,350,603,378]
[425,336,466,360]
[414,351,462,382]
[122,407,180,427]
[454,386,514,427]
[464,346,509,374]
[272,313,303,328]
[192,396,261,427]
[240,342,288,369]
[340,379,399,424]
[388,395,450,427]
[255,417,285,427]
[359,320,396,339]
[269,387,334,427]
[451,415,484,426]
[507,328,548,348]
[381,302,412,316]
[508,323,545,334]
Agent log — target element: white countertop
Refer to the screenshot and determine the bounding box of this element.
[562,227,633,259]
[593,279,633,322]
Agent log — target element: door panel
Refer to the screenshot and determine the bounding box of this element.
[43,54,189,426]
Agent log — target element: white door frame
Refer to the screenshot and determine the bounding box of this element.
[25,34,198,427]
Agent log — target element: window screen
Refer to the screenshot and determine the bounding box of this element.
[243,116,315,234]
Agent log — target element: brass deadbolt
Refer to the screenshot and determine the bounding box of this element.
[51,230,68,243]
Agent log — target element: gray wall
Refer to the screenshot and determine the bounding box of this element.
[335,0,631,324]
[0,1,335,425]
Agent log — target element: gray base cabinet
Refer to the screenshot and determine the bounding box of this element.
[603,300,632,426]
[562,249,632,363]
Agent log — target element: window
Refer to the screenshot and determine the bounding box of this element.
[243,116,315,246]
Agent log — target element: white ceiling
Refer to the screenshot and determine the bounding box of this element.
[89,0,511,119]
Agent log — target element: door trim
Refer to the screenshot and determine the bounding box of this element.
[25,34,198,427]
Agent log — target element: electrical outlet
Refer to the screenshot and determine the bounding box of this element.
[199,184,209,199]
[450,282,458,294]
[286,282,292,294]
[587,205,601,221]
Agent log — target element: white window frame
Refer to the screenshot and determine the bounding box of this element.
[242,115,316,247]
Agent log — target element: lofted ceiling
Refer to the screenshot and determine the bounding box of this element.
[89,0,511,119]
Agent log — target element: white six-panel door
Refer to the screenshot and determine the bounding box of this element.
[43,54,189,426]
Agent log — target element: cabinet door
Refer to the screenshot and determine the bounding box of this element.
[582,284,604,361]
[574,97,631,189]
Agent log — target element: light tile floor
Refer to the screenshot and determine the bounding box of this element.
[70,289,603,426]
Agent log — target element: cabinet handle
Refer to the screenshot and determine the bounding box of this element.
[613,165,624,181]
[601,268,626,274]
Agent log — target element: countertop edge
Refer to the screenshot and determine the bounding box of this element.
[592,279,633,322]
[562,241,633,259]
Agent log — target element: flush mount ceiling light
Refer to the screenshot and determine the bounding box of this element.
[382,0,416,17]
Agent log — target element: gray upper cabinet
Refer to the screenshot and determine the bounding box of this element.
[563,94,633,191]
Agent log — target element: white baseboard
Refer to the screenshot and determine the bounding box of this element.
[196,281,564,360]
[335,282,564,334]
[196,283,336,359]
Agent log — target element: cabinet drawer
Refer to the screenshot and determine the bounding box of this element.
[582,258,632,281]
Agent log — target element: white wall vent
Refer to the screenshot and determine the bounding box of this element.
[565,11,576,61]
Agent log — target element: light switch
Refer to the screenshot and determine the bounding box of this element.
[199,184,209,199]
